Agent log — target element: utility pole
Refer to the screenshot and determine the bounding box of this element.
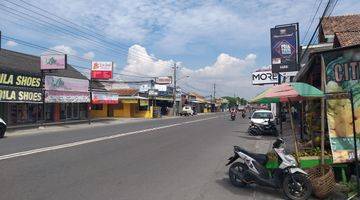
[172,63,177,116]
[213,83,216,103]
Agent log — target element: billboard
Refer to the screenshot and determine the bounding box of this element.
[41,54,67,70]
[91,61,113,79]
[0,71,41,88]
[155,76,172,85]
[0,87,42,103]
[323,47,360,163]
[154,84,167,91]
[271,24,299,73]
[45,76,88,92]
[92,92,118,104]
[252,71,278,85]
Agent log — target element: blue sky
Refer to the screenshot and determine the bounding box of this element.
[1,0,360,98]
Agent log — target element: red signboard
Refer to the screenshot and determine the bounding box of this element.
[91,71,112,79]
[91,61,113,79]
[92,92,118,104]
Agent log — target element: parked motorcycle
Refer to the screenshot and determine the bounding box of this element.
[226,138,312,200]
[247,119,278,136]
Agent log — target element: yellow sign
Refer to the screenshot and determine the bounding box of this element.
[140,100,148,106]
[121,99,138,104]
[0,72,41,88]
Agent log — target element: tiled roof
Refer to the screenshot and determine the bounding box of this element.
[111,88,138,96]
[321,14,360,35]
[0,49,87,80]
[334,31,360,47]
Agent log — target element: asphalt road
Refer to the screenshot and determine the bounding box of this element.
[0,113,282,200]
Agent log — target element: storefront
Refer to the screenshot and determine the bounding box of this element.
[45,75,89,121]
[90,92,119,118]
[0,70,43,126]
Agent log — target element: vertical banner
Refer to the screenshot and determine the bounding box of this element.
[271,24,299,73]
[323,47,360,163]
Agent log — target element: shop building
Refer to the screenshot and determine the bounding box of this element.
[0,49,90,127]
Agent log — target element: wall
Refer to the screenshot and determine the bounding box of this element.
[113,103,131,117]
[90,104,108,118]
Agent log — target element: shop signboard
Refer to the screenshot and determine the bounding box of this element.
[140,99,148,106]
[45,76,88,92]
[45,90,90,103]
[41,54,67,70]
[271,24,299,73]
[323,46,360,163]
[0,87,42,103]
[121,99,138,104]
[0,71,42,103]
[155,76,172,85]
[92,92,118,104]
[252,70,278,85]
[139,84,150,92]
[0,71,41,88]
[148,89,158,96]
[154,84,167,91]
[91,61,113,79]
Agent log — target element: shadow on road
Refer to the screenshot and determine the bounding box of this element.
[215,177,283,199]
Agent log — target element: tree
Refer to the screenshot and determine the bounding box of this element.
[222,96,248,108]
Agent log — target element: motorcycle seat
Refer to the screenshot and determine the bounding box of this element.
[235,146,268,165]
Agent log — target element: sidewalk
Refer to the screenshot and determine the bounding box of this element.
[5,117,153,137]
[5,112,217,137]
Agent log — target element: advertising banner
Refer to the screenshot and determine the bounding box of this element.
[92,92,118,104]
[323,47,360,163]
[0,71,41,88]
[121,99,138,104]
[0,87,42,103]
[41,54,67,70]
[139,84,150,92]
[252,71,278,85]
[45,90,90,103]
[154,84,167,91]
[45,76,88,92]
[148,89,158,96]
[140,99,148,106]
[271,24,298,73]
[155,76,172,85]
[91,61,113,79]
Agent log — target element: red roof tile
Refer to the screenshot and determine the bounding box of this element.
[321,14,360,35]
[334,31,360,47]
[111,88,138,96]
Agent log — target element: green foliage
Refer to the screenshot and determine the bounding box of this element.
[222,96,248,107]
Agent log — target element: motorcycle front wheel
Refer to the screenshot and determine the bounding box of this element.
[282,173,312,200]
[228,162,247,187]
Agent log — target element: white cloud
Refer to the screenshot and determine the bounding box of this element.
[5,40,18,47]
[83,51,95,60]
[50,45,77,55]
[122,44,261,99]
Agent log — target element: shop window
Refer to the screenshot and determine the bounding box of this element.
[139,105,148,111]
[92,104,103,110]
[60,104,66,120]
[73,104,79,119]
[79,104,88,119]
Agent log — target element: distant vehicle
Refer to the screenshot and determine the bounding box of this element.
[180,106,194,116]
[0,117,6,138]
[238,106,245,111]
[250,110,275,125]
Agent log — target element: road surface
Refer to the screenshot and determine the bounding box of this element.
[0,113,282,200]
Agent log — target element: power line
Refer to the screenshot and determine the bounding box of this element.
[15,0,148,56]
[0,1,156,63]
[1,36,156,79]
[299,0,333,64]
[302,0,323,43]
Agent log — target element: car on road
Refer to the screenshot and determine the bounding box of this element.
[250,110,275,125]
[0,117,6,138]
[180,106,194,116]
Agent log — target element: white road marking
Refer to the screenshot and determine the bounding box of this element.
[0,116,218,161]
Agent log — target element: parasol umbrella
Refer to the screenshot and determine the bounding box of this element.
[250,82,325,160]
[251,82,324,103]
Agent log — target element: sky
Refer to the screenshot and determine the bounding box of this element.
[1,0,360,99]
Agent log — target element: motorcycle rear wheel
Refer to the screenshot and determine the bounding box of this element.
[228,162,248,187]
[282,173,312,200]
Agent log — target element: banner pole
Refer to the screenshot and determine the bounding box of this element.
[350,89,360,197]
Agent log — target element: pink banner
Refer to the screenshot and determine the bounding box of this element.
[41,54,66,70]
[45,76,88,92]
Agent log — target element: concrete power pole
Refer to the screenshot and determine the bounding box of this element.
[172,63,177,116]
